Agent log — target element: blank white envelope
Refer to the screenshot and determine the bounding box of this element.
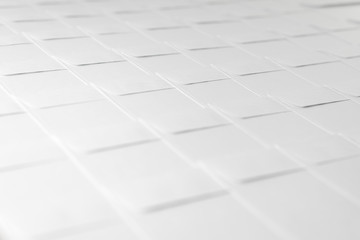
[0,114,66,170]
[115,89,226,133]
[34,100,155,153]
[39,38,124,66]
[0,44,64,75]
[182,79,287,118]
[0,161,119,238]
[80,141,221,211]
[2,70,103,108]
[132,54,227,84]
[236,172,360,240]
[235,70,346,107]
[71,62,171,95]
[134,196,281,240]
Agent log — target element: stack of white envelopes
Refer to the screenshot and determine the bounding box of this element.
[1,0,360,239]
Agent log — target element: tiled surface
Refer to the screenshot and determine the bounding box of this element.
[1,0,360,239]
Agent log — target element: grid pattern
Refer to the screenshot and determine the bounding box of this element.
[1,0,360,239]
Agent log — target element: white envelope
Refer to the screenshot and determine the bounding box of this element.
[145,27,228,50]
[205,2,269,18]
[196,21,283,44]
[87,0,146,14]
[315,156,360,200]
[134,196,281,240]
[71,62,171,95]
[182,80,287,118]
[2,70,103,108]
[291,62,360,96]
[0,44,64,75]
[0,114,66,169]
[236,172,360,240]
[240,40,336,67]
[0,161,119,238]
[54,224,140,240]
[64,16,132,35]
[38,2,100,18]
[0,88,22,115]
[238,112,334,145]
[115,11,185,30]
[95,32,177,57]
[115,89,226,133]
[200,148,300,183]
[0,6,54,22]
[141,0,196,9]
[0,25,29,46]
[289,11,357,31]
[132,54,227,84]
[332,29,360,45]
[236,70,346,107]
[34,100,155,153]
[246,16,320,37]
[166,125,266,162]
[280,135,360,165]
[160,7,237,24]
[291,34,360,58]
[319,5,360,23]
[187,47,281,75]
[298,101,360,141]
[10,20,86,40]
[39,38,124,65]
[80,141,221,211]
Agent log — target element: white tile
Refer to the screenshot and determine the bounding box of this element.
[236,70,346,107]
[236,172,360,240]
[35,101,155,153]
[2,70,103,108]
[134,195,282,240]
[132,54,227,84]
[95,32,177,57]
[71,62,171,95]
[39,38,124,66]
[0,161,118,238]
[182,80,287,118]
[80,142,221,211]
[0,44,64,75]
[115,89,226,133]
